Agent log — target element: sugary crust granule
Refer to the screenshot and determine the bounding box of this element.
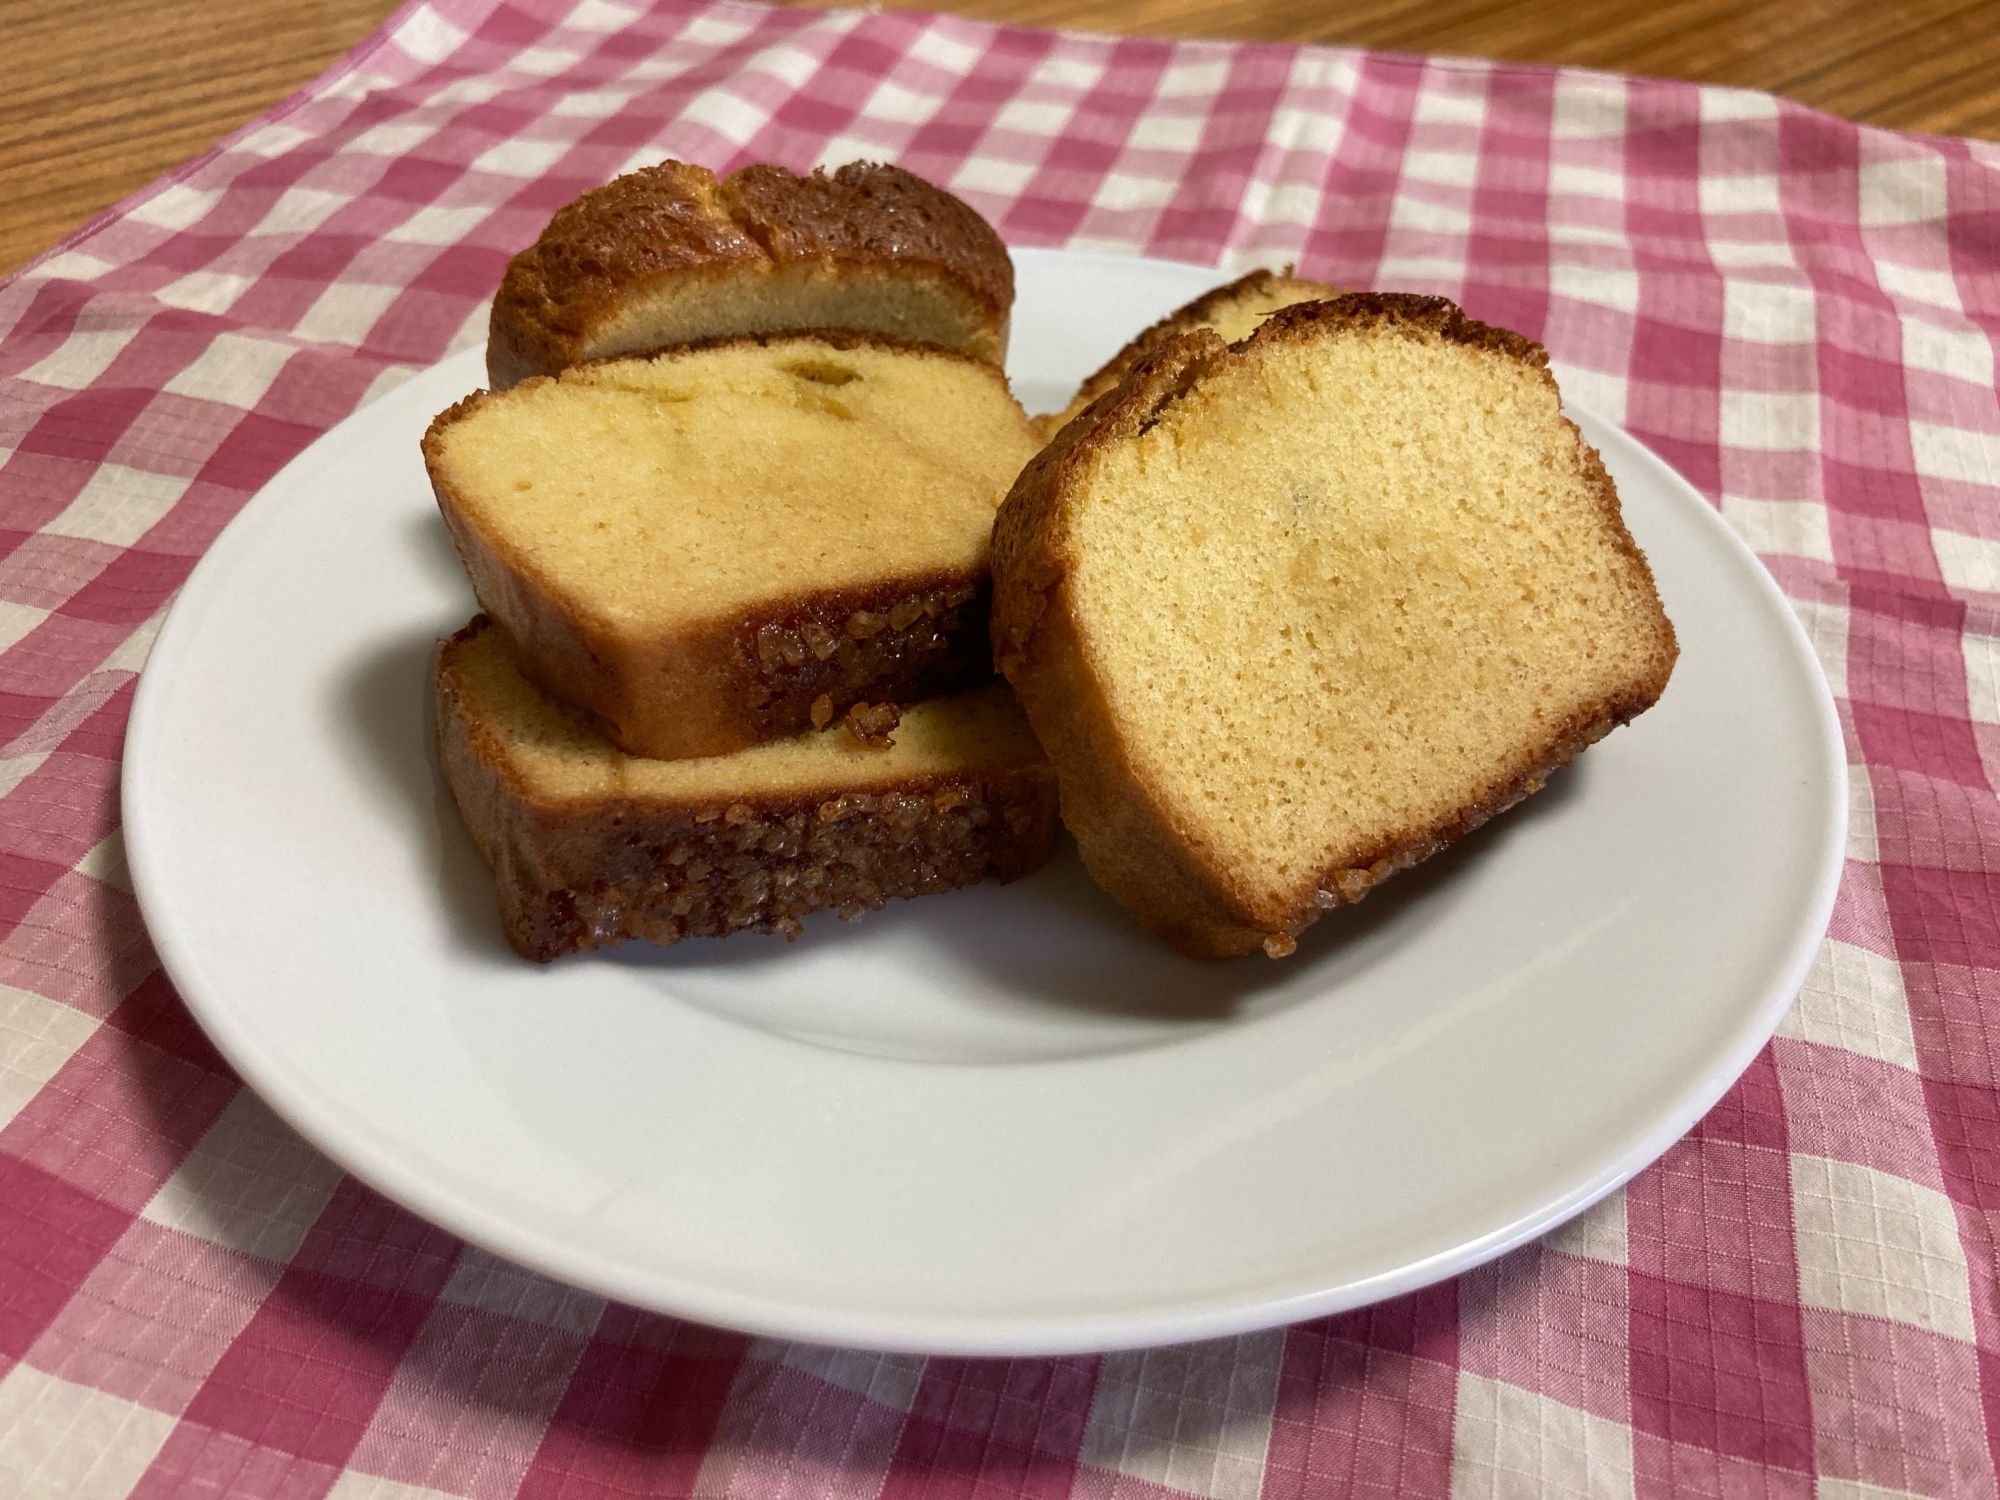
[842,701,903,747]
[743,579,987,738]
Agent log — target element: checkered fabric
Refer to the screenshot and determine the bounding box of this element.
[1,0,1997,1493]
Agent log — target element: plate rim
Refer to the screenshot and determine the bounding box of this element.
[122,247,1848,1355]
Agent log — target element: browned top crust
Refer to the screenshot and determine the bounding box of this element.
[499,162,758,346]
[489,160,1013,382]
[1056,267,1341,420]
[1254,291,1549,368]
[723,162,1012,311]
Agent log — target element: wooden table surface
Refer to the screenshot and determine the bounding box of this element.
[2,0,1995,280]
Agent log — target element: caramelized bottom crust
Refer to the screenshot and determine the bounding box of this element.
[540,779,1056,960]
[436,617,1059,962]
[739,577,991,741]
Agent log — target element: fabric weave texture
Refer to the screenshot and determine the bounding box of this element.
[2,0,1999,1494]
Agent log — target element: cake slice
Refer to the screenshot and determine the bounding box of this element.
[1035,268,1339,437]
[426,331,1042,761]
[991,293,1678,960]
[437,616,1060,961]
[488,160,1014,389]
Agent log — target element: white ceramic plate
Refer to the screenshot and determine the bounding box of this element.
[123,250,1845,1356]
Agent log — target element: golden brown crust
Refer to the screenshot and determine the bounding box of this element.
[990,292,1678,959]
[435,619,1060,961]
[1072,269,1333,408]
[1036,269,1341,438]
[1250,290,1548,368]
[992,330,1230,680]
[991,331,1253,954]
[986,559,1258,957]
[488,160,1014,386]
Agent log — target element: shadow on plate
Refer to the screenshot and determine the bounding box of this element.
[336,618,509,955]
[406,507,474,595]
[595,747,1586,1028]
[335,620,1586,1033]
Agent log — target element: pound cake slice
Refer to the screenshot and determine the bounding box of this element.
[991,293,1678,960]
[437,616,1060,961]
[1035,268,1340,437]
[488,160,1014,388]
[427,331,1042,762]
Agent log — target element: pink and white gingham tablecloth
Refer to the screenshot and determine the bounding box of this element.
[2,0,1998,1493]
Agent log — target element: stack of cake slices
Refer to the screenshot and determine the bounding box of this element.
[432,156,1680,966]
[427,161,1060,961]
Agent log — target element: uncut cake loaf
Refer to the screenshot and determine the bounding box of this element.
[426,331,1043,762]
[438,616,1060,960]
[1036,268,1340,437]
[991,293,1677,960]
[488,160,1015,388]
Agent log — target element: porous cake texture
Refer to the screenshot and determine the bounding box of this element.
[1036,268,1341,438]
[426,331,1042,762]
[437,617,1060,961]
[992,293,1678,960]
[488,160,1015,388]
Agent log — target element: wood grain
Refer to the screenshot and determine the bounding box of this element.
[805,0,2000,140]
[0,0,401,277]
[4,0,1995,279]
